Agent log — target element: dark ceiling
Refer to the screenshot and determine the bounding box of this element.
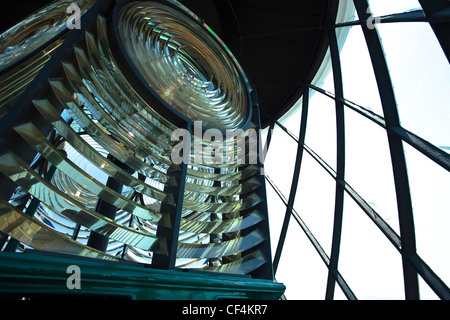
[0,0,338,129]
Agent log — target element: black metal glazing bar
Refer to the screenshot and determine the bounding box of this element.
[331,9,427,29]
[325,29,346,300]
[308,84,385,127]
[307,84,450,173]
[419,0,450,64]
[273,89,309,274]
[407,254,450,300]
[265,175,356,300]
[353,0,419,300]
[333,3,450,30]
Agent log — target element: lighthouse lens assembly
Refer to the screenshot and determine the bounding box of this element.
[0,0,268,277]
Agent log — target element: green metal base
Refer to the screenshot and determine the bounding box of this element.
[0,251,285,300]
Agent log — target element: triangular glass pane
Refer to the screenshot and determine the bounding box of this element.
[276,220,329,300]
[339,193,404,299]
[403,142,450,288]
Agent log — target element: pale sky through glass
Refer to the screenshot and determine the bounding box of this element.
[265,0,450,299]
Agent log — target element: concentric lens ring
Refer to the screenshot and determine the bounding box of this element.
[118,1,249,130]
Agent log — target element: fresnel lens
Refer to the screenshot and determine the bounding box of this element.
[0,0,273,280]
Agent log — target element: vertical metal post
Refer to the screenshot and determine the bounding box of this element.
[325,28,346,300]
[151,125,189,270]
[273,89,309,275]
[353,0,419,300]
[248,102,275,280]
[87,156,134,252]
